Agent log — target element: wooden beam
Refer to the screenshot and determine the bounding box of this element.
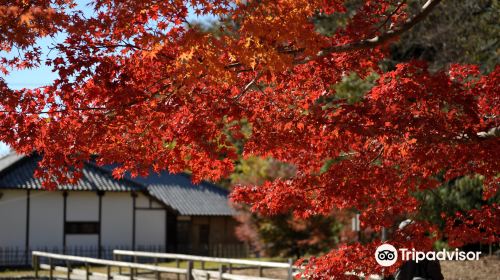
[62,191,68,254]
[98,191,104,259]
[132,192,137,250]
[33,251,188,274]
[25,189,30,265]
[113,250,293,269]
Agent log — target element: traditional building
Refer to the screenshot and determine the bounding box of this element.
[0,153,243,266]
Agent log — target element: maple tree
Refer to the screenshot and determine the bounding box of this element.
[1,0,499,278]
[231,156,341,258]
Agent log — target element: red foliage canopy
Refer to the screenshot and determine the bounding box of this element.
[1,0,498,277]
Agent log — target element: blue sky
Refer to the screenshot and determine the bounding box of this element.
[3,1,216,90]
[1,1,216,155]
[2,0,93,90]
[3,36,61,90]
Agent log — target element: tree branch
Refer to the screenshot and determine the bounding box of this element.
[477,127,500,138]
[225,0,442,68]
[297,0,442,64]
[371,0,408,36]
[234,72,263,100]
[0,107,109,115]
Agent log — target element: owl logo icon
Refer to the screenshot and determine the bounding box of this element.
[375,244,398,266]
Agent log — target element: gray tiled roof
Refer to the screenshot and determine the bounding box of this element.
[0,153,235,216]
[0,153,144,192]
[134,172,235,216]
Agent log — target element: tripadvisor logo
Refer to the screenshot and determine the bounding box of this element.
[375,244,398,266]
[375,243,481,267]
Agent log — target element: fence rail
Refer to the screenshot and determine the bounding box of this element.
[114,250,292,268]
[192,268,281,280]
[32,251,190,280]
[113,250,295,280]
[32,251,295,280]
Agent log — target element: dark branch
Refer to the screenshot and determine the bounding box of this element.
[371,0,408,36]
[298,0,442,64]
[224,0,442,69]
[0,107,109,115]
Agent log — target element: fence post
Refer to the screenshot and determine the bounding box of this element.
[154,257,160,280]
[115,254,122,275]
[176,259,180,280]
[228,263,232,274]
[287,258,293,280]
[32,254,39,279]
[85,262,90,280]
[49,257,54,280]
[187,260,193,280]
[258,266,263,277]
[218,265,224,280]
[66,260,72,280]
[201,261,205,270]
[133,256,138,277]
[107,265,111,280]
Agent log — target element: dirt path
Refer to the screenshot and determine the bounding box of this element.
[440,256,500,280]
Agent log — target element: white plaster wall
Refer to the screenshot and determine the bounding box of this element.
[29,191,63,249]
[0,190,168,251]
[135,192,150,208]
[66,192,99,221]
[0,190,27,248]
[135,210,165,247]
[101,192,133,247]
[151,200,162,208]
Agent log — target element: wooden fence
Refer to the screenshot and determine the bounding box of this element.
[32,251,188,280]
[191,269,282,280]
[113,250,295,280]
[31,251,293,280]
[30,250,387,280]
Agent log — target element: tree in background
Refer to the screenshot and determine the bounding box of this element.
[231,156,341,258]
[415,175,500,251]
[389,0,499,72]
[1,0,499,278]
[313,0,499,72]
